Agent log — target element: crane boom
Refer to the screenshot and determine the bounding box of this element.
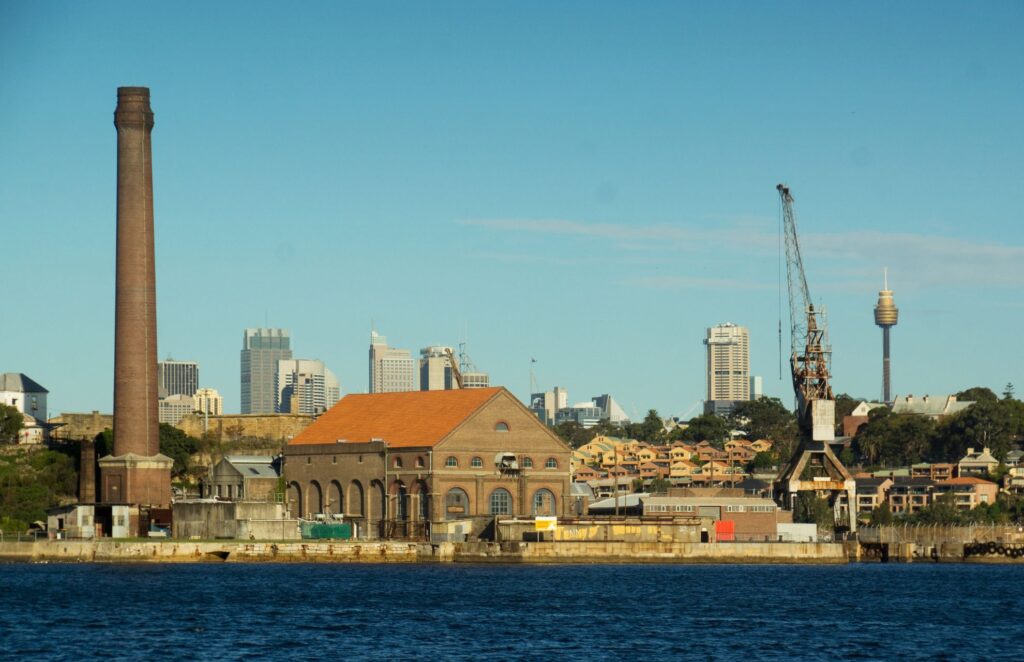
[775,184,855,532]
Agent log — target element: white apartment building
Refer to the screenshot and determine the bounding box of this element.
[276,359,341,415]
[159,394,195,425]
[704,323,750,414]
[369,331,416,393]
[193,387,224,416]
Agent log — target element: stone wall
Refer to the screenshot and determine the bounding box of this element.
[176,413,313,442]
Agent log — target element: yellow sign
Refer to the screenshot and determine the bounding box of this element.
[534,516,557,532]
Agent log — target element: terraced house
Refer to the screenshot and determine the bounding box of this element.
[283,387,571,540]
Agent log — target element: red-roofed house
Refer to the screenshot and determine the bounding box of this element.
[283,387,571,540]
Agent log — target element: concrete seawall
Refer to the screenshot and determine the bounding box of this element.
[0,540,846,564]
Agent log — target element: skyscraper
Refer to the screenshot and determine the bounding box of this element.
[241,328,292,414]
[158,359,198,398]
[703,323,750,415]
[420,345,458,391]
[194,387,224,416]
[276,358,341,414]
[369,331,416,393]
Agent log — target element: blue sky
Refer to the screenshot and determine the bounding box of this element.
[2,1,1022,418]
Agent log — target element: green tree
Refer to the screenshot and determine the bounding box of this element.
[933,399,1024,462]
[793,492,835,531]
[728,398,798,461]
[647,477,671,494]
[854,408,936,467]
[159,423,201,480]
[0,404,23,444]
[956,386,998,404]
[625,410,666,443]
[747,451,775,472]
[677,413,730,447]
[1003,382,1016,401]
[833,393,861,432]
[839,447,855,468]
[868,501,894,526]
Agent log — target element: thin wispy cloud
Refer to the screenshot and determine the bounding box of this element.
[461,217,1024,289]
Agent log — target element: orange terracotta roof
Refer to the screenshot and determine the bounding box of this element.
[289,387,503,448]
[937,477,996,485]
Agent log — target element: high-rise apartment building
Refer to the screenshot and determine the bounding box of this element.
[241,328,292,414]
[158,359,198,398]
[276,359,341,415]
[462,372,490,389]
[158,394,195,425]
[194,387,224,416]
[420,346,458,391]
[703,323,750,415]
[369,331,416,393]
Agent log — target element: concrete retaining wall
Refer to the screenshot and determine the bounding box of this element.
[454,541,847,564]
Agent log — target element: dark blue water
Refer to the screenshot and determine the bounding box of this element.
[2,563,1021,661]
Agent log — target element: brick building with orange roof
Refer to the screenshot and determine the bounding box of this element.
[283,387,571,540]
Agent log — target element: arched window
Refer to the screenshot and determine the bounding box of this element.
[445,456,458,468]
[494,421,510,432]
[532,488,556,516]
[415,456,425,468]
[445,488,469,520]
[545,457,558,469]
[471,456,483,468]
[393,457,403,469]
[489,488,512,515]
[522,457,534,469]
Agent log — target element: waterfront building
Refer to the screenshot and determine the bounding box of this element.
[157,359,198,398]
[193,387,224,416]
[276,358,340,414]
[369,331,416,393]
[1,373,48,443]
[202,455,281,501]
[241,328,292,414]
[282,387,571,540]
[158,394,195,425]
[420,346,458,391]
[703,323,750,416]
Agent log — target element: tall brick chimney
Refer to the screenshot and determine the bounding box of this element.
[98,87,173,508]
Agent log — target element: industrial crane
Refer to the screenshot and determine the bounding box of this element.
[775,184,857,532]
[444,347,464,389]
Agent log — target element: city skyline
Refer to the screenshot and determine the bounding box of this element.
[2,2,1022,417]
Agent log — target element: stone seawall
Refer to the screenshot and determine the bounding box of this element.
[0,540,845,564]
[455,541,848,564]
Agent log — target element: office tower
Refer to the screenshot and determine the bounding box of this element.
[750,376,764,400]
[703,323,750,416]
[369,331,416,393]
[241,328,292,413]
[99,86,172,507]
[530,386,568,426]
[420,346,458,391]
[194,387,224,416]
[158,359,198,398]
[276,359,341,414]
[873,270,899,403]
[462,372,490,389]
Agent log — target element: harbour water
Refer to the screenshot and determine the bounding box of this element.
[2,563,1022,660]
